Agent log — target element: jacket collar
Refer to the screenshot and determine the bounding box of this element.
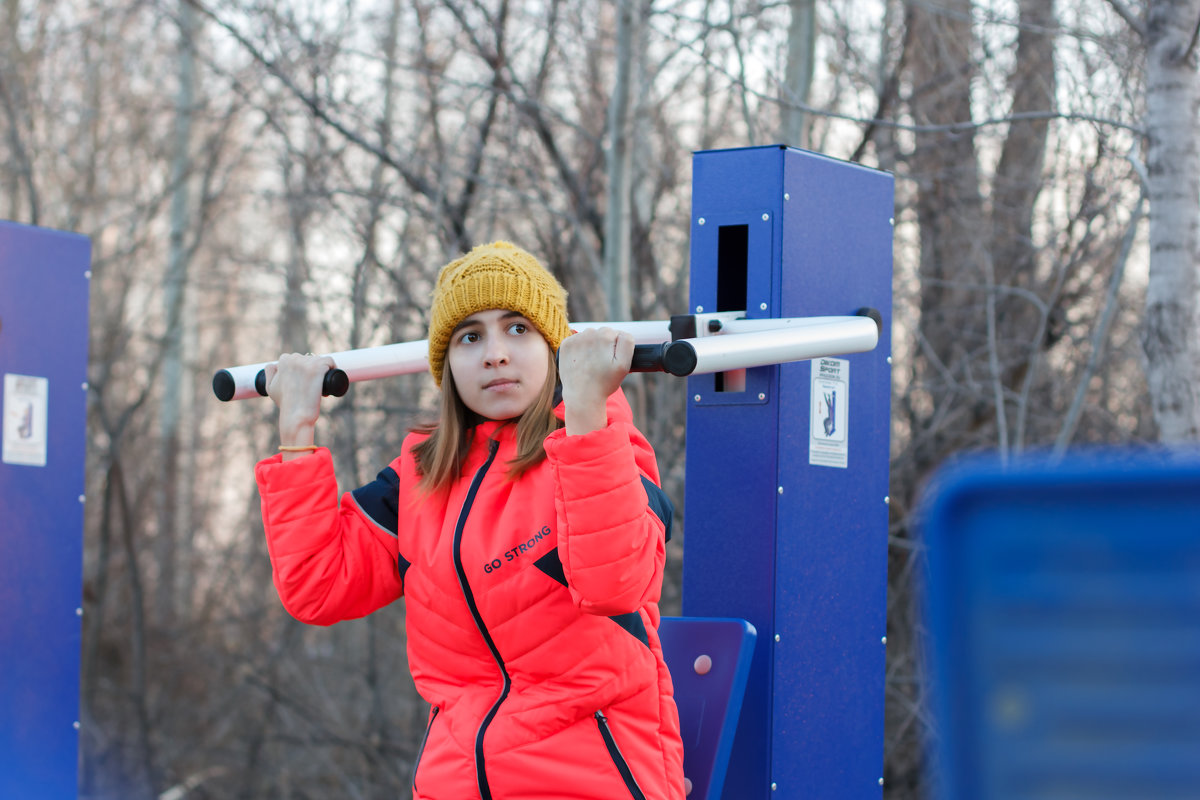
[469,418,517,445]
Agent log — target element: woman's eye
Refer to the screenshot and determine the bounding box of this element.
[508,322,528,335]
[459,331,480,344]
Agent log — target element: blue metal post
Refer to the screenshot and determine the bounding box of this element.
[681,146,893,798]
[0,221,91,798]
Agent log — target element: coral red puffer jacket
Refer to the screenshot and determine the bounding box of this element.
[255,391,685,800]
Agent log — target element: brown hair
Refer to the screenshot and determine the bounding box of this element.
[411,346,562,493]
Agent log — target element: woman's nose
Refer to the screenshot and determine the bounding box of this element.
[483,338,509,366]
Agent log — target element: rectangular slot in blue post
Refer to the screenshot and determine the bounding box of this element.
[715,223,750,393]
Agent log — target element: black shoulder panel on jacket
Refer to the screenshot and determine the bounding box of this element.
[609,611,650,648]
[534,550,568,587]
[641,476,674,543]
[351,466,401,537]
[350,466,410,580]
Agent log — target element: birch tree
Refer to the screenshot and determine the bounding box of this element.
[1140,0,1200,442]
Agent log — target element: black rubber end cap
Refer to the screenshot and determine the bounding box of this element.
[323,369,349,397]
[212,370,235,402]
[662,341,698,376]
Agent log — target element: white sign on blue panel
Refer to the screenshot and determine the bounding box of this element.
[809,357,848,468]
[3,373,49,467]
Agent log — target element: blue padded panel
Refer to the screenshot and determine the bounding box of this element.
[660,617,757,800]
[922,454,1200,800]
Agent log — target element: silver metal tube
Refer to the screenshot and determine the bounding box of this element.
[567,320,672,341]
[685,316,878,375]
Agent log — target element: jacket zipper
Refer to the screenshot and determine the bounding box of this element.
[451,439,506,800]
[411,705,439,795]
[594,711,648,800]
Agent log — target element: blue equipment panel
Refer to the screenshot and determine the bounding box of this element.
[682,146,893,798]
[659,617,757,800]
[0,221,91,798]
[922,454,1200,800]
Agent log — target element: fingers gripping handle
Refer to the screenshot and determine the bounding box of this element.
[551,342,697,376]
[249,367,350,398]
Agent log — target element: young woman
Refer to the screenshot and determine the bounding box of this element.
[256,241,686,800]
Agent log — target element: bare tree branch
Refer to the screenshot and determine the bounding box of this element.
[1054,183,1148,455]
[0,70,39,224]
[1104,0,1147,38]
[1184,8,1200,63]
[180,0,437,201]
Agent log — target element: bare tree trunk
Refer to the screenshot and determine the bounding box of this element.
[157,0,198,624]
[867,0,901,171]
[891,4,983,794]
[908,0,986,430]
[698,0,718,151]
[992,0,1056,289]
[0,0,38,222]
[604,0,643,322]
[117,456,160,794]
[80,452,119,795]
[281,152,315,353]
[991,0,1057,450]
[781,0,816,147]
[355,0,402,789]
[1142,0,1200,443]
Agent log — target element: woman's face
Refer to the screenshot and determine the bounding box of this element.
[446,308,551,421]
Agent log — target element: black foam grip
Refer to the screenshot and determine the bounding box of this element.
[254,368,349,398]
[629,343,667,373]
[628,342,697,377]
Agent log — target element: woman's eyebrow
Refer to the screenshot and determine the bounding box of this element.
[452,311,528,334]
[451,318,481,335]
[451,309,530,335]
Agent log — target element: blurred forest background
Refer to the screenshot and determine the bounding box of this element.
[3,0,1199,797]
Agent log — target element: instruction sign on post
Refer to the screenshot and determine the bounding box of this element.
[810,357,848,468]
[3,373,50,467]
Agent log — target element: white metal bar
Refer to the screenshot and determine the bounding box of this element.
[212,314,879,400]
[567,319,673,342]
[684,317,878,375]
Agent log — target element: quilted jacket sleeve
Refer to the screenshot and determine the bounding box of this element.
[255,448,405,625]
[542,394,672,616]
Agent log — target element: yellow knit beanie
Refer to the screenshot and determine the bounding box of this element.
[427,241,571,386]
